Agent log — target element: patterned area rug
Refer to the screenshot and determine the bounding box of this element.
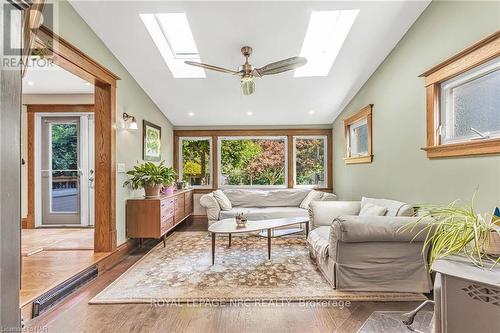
[90,232,426,304]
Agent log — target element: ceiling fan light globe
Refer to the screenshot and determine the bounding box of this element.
[241,79,255,96]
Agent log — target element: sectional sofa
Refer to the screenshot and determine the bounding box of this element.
[200,188,336,226]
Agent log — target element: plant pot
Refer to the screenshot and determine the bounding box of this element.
[483,230,500,256]
[144,184,163,198]
[163,185,175,195]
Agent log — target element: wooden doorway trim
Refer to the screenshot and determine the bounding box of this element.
[25,104,95,230]
[32,26,120,252]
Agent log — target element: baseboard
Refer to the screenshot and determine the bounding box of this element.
[97,238,139,273]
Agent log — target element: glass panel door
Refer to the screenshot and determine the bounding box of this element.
[41,117,81,225]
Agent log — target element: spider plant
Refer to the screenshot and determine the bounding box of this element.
[400,197,500,269]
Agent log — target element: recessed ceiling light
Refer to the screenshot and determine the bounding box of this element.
[27,81,34,86]
[84,82,92,86]
[247,111,253,116]
[188,112,195,117]
[308,110,315,115]
[140,13,205,78]
[295,10,359,77]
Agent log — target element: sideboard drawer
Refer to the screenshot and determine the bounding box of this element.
[161,198,174,221]
[184,191,193,214]
[161,217,174,234]
[174,196,185,221]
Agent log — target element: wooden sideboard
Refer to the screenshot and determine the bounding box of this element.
[126,189,193,246]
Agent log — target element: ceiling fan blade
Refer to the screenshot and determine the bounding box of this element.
[184,61,239,75]
[252,57,307,77]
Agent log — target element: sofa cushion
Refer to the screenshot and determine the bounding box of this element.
[222,189,309,208]
[213,190,232,211]
[361,197,413,217]
[299,190,324,209]
[219,206,308,221]
[308,201,361,228]
[359,202,388,216]
[307,226,330,259]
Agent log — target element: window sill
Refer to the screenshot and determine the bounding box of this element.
[422,138,500,159]
[344,155,373,164]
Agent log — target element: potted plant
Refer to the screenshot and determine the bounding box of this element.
[401,197,500,269]
[161,166,177,195]
[123,161,171,198]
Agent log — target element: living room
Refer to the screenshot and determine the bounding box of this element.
[1,0,499,332]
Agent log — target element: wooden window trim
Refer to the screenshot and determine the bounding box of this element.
[343,104,373,164]
[173,129,333,192]
[420,31,500,159]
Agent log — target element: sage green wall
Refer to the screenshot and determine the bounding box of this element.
[332,1,500,214]
[50,1,174,245]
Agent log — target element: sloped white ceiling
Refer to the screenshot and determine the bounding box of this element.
[69,1,430,126]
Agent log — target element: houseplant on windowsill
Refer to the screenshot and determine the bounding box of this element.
[161,166,177,195]
[123,161,172,198]
[400,196,500,269]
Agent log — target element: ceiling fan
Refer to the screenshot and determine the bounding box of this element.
[184,46,307,95]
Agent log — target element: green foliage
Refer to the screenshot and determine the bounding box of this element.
[51,124,78,171]
[123,161,176,190]
[400,196,500,269]
[183,161,201,176]
[295,139,325,185]
[182,140,210,184]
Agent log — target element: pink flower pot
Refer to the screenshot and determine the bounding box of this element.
[163,185,175,195]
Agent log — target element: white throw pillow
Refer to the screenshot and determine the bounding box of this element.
[359,202,388,216]
[299,190,324,209]
[213,190,232,211]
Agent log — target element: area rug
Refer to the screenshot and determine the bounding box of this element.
[358,311,433,333]
[90,232,426,304]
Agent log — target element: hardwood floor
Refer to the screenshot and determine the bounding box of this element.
[22,228,94,256]
[21,228,106,311]
[25,223,424,333]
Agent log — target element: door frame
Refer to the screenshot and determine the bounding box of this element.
[33,112,94,228]
[29,25,120,253]
[27,31,120,252]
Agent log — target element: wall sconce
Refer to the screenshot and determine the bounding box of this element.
[122,112,138,130]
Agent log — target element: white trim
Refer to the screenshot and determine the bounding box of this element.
[34,116,42,228]
[34,112,93,227]
[292,135,328,188]
[80,115,89,227]
[217,136,288,188]
[178,136,213,189]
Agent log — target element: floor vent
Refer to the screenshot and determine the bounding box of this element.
[32,264,98,318]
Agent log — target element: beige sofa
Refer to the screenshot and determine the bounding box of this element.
[307,197,432,293]
[200,189,336,226]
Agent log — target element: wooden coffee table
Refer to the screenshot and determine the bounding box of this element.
[207,216,309,265]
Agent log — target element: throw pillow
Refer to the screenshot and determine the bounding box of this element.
[299,190,324,209]
[213,190,232,211]
[320,193,337,201]
[359,202,388,216]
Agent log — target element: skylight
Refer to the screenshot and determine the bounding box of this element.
[294,10,359,77]
[140,13,205,78]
